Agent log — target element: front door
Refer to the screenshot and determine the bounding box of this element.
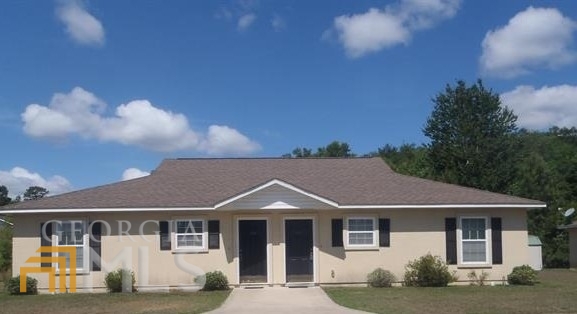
[285,219,313,282]
[239,220,267,283]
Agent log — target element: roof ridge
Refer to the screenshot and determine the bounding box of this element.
[173,156,378,160]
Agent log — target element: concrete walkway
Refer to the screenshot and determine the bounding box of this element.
[206,286,371,314]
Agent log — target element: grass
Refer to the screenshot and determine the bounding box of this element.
[0,287,230,314]
[324,269,577,314]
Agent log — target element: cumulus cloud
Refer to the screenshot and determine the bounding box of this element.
[201,125,262,155]
[327,0,461,58]
[501,85,577,129]
[0,167,72,197]
[122,168,150,181]
[480,7,577,78]
[21,87,261,155]
[56,0,105,46]
[238,13,257,31]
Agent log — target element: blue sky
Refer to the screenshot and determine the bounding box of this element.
[1,0,577,196]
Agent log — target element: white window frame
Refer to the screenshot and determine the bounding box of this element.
[172,218,208,253]
[345,216,378,249]
[458,216,490,265]
[52,219,90,274]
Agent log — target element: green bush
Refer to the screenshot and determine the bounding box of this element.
[104,268,136,292]
[200,271,229,291]
[5,275,38,295]
[507,265,537,285]
[367,268,396,287]
[403,253,454,287]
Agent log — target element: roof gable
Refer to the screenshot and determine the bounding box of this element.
[216,179,338,210]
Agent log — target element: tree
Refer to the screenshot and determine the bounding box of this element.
[316,141,354,157]
[423,80,518,192]
[376,143,433,178]
[0,222,12,273]
[23,186,49,201]
[291,147,313,158]
[287,141,355,158]
[0,186,11,206]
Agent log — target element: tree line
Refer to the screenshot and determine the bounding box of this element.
[285,80,575,268]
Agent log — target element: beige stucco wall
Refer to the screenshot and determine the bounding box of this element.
[317,208,528,284]
[569,229,577,268]
[12,207,530,291]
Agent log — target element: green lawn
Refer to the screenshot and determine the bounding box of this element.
[324,269,577,314]
[0,287,230,314]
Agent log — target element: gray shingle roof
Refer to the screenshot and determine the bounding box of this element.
[5,157,545,211]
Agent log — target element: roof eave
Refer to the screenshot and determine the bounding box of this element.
[1,202,546,214]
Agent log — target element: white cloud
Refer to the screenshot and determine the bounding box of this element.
[56,0,105,46]
[327,0,460,58]
[121,168,150,181]
[271,14,286,31]
[480,7,577,78]
[0,167,72,197]
[21,87,261,155]
[238,13,257,31]
[501,85,577,129]
[201,125,261,155]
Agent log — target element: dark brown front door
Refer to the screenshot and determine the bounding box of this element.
[285,219,313,282]
[239,220,267,283]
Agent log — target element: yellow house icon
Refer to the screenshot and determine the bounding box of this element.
[20,246,77,293]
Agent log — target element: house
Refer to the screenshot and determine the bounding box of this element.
[4,157,545,292]
[560,222,577,268]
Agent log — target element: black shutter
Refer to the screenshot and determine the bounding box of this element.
[379,218,390,247]
[208,220,220,249]
[332,219,343,247]
[491,217,503,264]
[89,222,102,271]
[445,218,457,265]
[40,222,52,267]
[159,221,171,251]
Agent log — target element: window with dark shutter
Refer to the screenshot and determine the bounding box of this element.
[208,220,220,249]
[445,218,457,265]
[40,222,52,267]
[159,221,171,251]
[379,218,390,247]
[89,222,102,271]
[332,219,343,247]
[491,217,503,264]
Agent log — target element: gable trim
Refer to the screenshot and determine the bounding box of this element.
[339,204,546,209]
[213,179,339,209]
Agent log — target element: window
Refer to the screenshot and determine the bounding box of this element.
[346,217,376,247]
[54,220,88,272]
[460,217,488,264]
[174,219,206,251]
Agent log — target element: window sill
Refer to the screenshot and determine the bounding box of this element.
[55,270,89,276]
[172,248,208,254]
[344,245,379,251]
[457,264,492,269]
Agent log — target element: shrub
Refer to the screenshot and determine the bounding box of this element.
[104,268,136,292]
[467,270,489,286]
[367,268,396,287]
[507,265,537,286]
[403,253,454,287]
[200,271,229,291]
[5,275,38,295]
